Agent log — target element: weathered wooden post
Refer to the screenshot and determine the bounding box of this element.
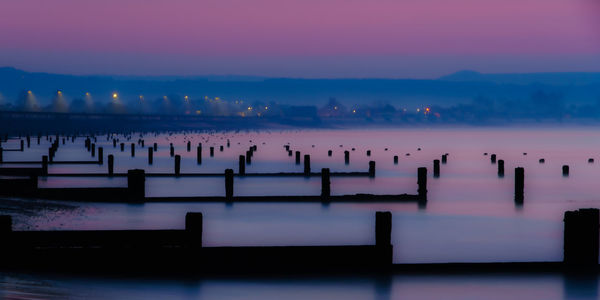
[225,169,234,199]
[367,150,371,156]
[393,155,398,164]
[220,145,224,152]
[20,140,24,151]
[127,169,145,202]
[562,165,569,176]
[113,139,117,148]
[588,158,594,163]
[564,208,599,266]
[497,159,504,177]
[120,143,124,152]
[295,151,301,164]
[304,155,311,175]
[369,161,376,177]
[442,154,447,164]
[288,150,293,156]
[344,150,350,164]
[418,167,427,200]
[515,167,524,203]
[48,147,54,162]
[539,158,545,164]
[433,159,440,177]
[41,155,48,175]
[375,211,393,266]
[246,150,252,164]
[187,141,191,152]
[153,143,158,152]
[26,135,30,148]
[107,155,114,176]
[321,168,330,198]
[491,154,497,164]
[174,155,181,176]
[0,148,3,163]
[170,144,174,157]
[239,155,246,175]
[328,150,332,156]
[98,147,103,164]
[185,212,203,248]
[148,147,153,164]
[210,147,214,157]
[130,143,135,157]
[91,143,96,157]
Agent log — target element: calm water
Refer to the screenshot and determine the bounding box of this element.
[2,127,600,298]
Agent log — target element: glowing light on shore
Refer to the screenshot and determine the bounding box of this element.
[112,93,118,99]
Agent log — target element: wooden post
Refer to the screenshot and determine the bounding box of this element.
[498,159,504,177]
[127,169,145,202]
[433,159,440,177]
[564,208,599,266]
[239,155,245,175]
[246,150,252,164]
[170,144,174,157]
[225,169,234,199]
[442,154,447,164]
[185,212,203,248]
[321,168,330,198]
[515,167,524,203]
[131,143,135,157]
[304,154,311,175]
[120,143,124,152]
[418,167,427,200]
[107,155,114,176]
[369,161,376,177]
[288,150,292,156]
[91,143,96,157]
[174,155,181,176]
[187,141,191,152]
[98,147,103,164]
[197,146,202,164]
[20,140,24,151]
[295,151,301,164]
[113,139,117,148]
[148,147,153,164]
[393,156,398,164]
[376,211,392,246]
[328,150,332,157]
[562,165,569,176]
[344,150,350,164]
[42,155,48,175]
[220,145,224,152]
[491,154,497,164]
[367,150,371,156]
[0,147,3,163]
[153,143,158,151]
[210,147,214,157]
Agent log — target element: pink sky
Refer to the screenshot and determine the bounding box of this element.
[1,0,599,77]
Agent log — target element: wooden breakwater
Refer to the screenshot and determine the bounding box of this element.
[0,212,393,274]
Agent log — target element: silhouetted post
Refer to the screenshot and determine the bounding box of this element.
[393,155,398,164]
[433,159,440,177]
[0,148,2,163]
[442,154,447,164]
[227,140,230,148]
[210,147,214,157]
[91,143,96,157]
[497,159,504,177]
[491,154,497,164]
[563,165,569,176]
[288,150,292,156]
[295,151,301,164]
[304,154,311,175]
[220,145,224,152]
[175,155,181,176]
[515,167,524,203]
[26,135,30,148]
[367,150,371,156]
[285,145,290,151]
[170,145,174,157]
[564,208,599,266]
[131,143,135,157]
[107,155,114,176]
[246,150,252,164]
[48,147,54,162]
[418,167,427,200]
[239,155,245,175]
[37,136,40,145]
[41,155,48,175]
[539,158,545,163]
[120,143,124,152]
[127,169,145,202]
[153,143,158,151]
[148,147,153,164]
[98,147,103,164]
[321,168,330,198]
[369,161,376,177]
[376,211,392,246]
[225,169,234,199]
[344,151,350,164]
[0,215,11,233]
[185,212,203,248]
[187,141,191,152]
[197,146,202,164]
[20,140,24,151]
[140,139,144,147]
[113,139,117,148]
[588,158,594,163]
[328,150,332,157]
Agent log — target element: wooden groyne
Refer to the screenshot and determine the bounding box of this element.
[0,212,393,274]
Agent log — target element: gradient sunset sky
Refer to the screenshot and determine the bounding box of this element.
[1,0,599,78]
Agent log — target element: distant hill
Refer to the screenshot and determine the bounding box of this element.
[1,67,599,107]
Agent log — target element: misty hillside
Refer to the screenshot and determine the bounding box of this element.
[0,67,599,109]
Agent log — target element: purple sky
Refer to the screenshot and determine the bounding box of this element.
[1,0,600,78]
